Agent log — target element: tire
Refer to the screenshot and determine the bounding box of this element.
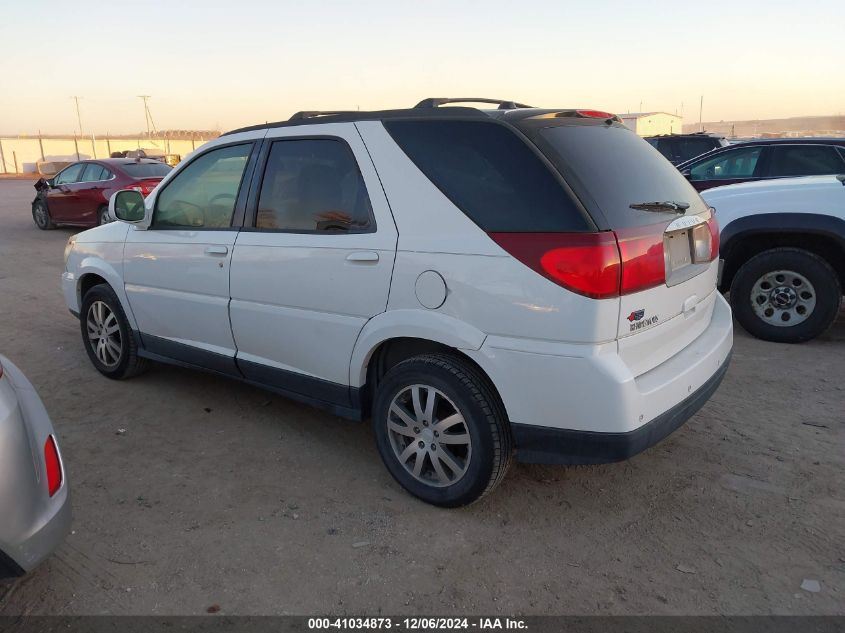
[372,354,512,507]
[97,205,111,226]
[32,200,55,230]
[730,247,841,343]
[80,284,148,379]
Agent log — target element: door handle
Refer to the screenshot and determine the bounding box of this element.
[205,246,229,256]
[346,251,379,263]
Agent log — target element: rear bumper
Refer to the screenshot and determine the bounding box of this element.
[466,292,733,463]
[510,349,731,464]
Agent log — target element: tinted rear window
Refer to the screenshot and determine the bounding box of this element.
[384,120,590,232]
[122,162,172,178]
[537,124,708,228]
[676,137,721,163]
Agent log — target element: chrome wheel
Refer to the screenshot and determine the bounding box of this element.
[99,207,112,225]
[86,300,122,367]
[751,269,816,327]
[387,384,472,488]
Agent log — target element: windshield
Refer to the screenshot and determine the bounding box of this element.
[122,162,172,178]
[535,124,709,228]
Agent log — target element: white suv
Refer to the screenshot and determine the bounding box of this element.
[62,98,733,506]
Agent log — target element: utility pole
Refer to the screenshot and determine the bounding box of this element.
[699,95,704,132]
[138,95,158,139]
[71,96,84,137]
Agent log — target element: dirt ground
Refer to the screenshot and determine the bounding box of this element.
[0,179,842,616]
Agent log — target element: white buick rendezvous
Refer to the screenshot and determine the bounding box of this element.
[62,98,733,506]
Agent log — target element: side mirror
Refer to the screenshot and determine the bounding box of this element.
[47,178,56,188]
[110,190,149,227]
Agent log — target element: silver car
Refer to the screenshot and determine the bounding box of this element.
[0,354,70,576]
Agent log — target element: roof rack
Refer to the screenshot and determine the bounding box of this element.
[288,110,358,121]
[414,97,533,110]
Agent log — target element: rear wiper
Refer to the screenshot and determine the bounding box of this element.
[629,200,690,213]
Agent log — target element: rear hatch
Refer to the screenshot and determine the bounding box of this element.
[522,116,720,375]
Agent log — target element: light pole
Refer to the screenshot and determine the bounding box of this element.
[71,96,84,136]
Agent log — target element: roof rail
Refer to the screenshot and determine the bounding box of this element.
[289,110,358,121]
[414,97,533,110]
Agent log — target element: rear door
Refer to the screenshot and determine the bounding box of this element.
[229,123,397,406]
[765,144,845,179]
[74,163,109,224]
[47,163,86,221]
[123,140,259,372]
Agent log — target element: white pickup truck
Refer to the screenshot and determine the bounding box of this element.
[703,174,845,343]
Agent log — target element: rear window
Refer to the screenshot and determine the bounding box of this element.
[536,124,708,228]
[676,137,720,163]
[384,120,590,232]
[122,162,172,178]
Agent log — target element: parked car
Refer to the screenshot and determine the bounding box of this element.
[32,158,172,230]
[0,355,70,577]
[645,132,728,165]
[704,174,845,343]
[676,138,845,192]
[62,98,733,506]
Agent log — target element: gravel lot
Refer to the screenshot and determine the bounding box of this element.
[0,179,843,616]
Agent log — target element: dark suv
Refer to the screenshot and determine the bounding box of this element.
[676,138,845,191]
[644,133,727,165]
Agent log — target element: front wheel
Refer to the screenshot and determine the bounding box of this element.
[730,247,841,343]
[80,284,148,379]
[372,354,512,507]
[32,200,55,230]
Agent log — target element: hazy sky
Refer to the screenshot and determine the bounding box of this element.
[2,0,843,135]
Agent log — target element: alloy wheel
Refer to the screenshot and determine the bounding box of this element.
[86,300,122,367]
[34,203,48,228]
[386,384,472,488]
[751,269,816,327]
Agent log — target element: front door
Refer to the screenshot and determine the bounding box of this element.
[229,124,397,407]
[123,141,257,374]
[47,162,86,221]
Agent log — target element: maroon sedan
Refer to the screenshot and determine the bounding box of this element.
[31,158,171,229]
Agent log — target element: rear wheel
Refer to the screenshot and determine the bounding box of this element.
[97,205,112,226]
[32,200,55,230]
[80,284,148,379]
[730,247,841,343]
[372,354,511,507]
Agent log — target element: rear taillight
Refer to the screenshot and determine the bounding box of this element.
[489,233,620,299]
[131,180,159,196]
[691,210,719,264]
[490,224,668,299]
[44,436,62,497]
[707,210,720,260]
[615,225,666,295]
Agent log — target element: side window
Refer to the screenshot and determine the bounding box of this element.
[689,146,762,181]
[153,143,252,229]
[385,120,589,232]
[255,139,374,232]
[54,163,85,185]
[101,167,114,181]
[80,164,106,182]
[676,138,717,163]
[768,146,844,177]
